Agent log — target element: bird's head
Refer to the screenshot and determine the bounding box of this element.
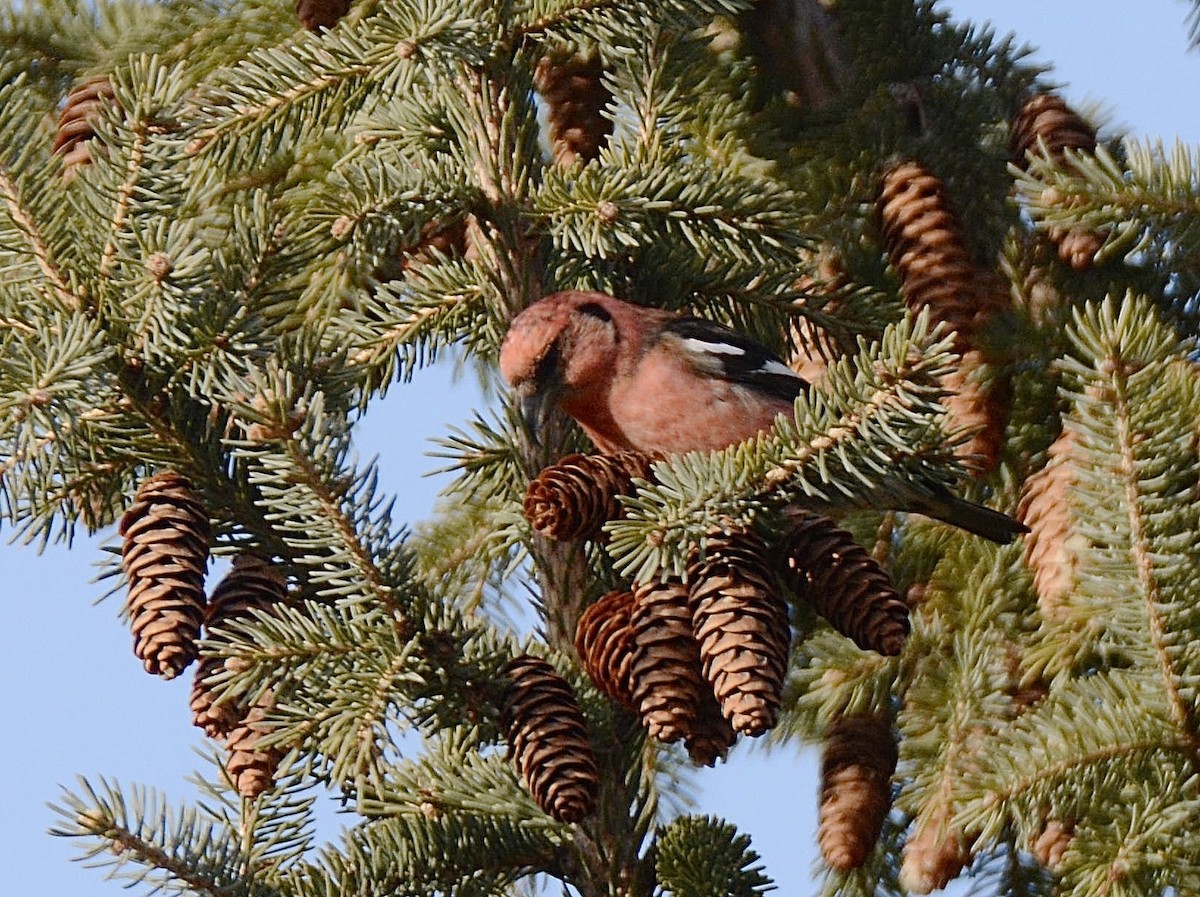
[499,290,637,438]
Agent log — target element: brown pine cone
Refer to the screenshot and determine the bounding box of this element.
[943,347,1012,475]
[1017,427,1079,622]
[574,590,637,709]
[1011,93,1097,166]
[500,655,599,824]
[397,218,469,274]
[775,510,909,656]
[296,0,351,31]
[191,555,289,739]
[629,577,708,744]
[900,804,974,894]
[224,696,284,799]
[1051,227,1105,270]
[818,714,897,871]
[1011,93,1104,270]
[687,530,790,737]
[788,248,849,385]
[684,690,737,767]
[1030,818,1074,870]
[877,162,1013,469]
[534,50,612,166]
[52,75,117,178]
[119,471,211,679]
[877,161,1007,350]
[524,451,656,541]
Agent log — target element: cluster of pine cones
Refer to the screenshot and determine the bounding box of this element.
[502,450,909,837]
[119,471,290,798]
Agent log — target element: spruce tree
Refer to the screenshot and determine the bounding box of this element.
[3,1,1200,895]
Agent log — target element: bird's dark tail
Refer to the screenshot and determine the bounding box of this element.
[915,488,1029,544]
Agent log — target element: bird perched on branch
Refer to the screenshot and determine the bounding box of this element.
[499,290,1025,543]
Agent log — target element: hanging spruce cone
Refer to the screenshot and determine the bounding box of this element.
[574,589,637,709]
[687,530,790,737]
[119,471,211,679]
[224,696,285,799]
[1011,92,1105,269]
[525,451,656,541]
[775,511,909,656]
[366,217,471,285]
[629,577,709,744]
[789,248,849,384]
[684,690,737,767]
[1030,818,1074,870]
[296,0,351,31]
[191,555,289,739]
[1011,92,1097,166]
[818,714,898,871]
[397,218,469,274]
[877,162,1012,471]
[534,49,612,166]
[877,161,1008,349]
[1017,427,1079,622]
[900,805,974,894]
[500,655,599,824]
[52,75,117,178]
[942,347,1012,474]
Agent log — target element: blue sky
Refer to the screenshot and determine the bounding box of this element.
[3,2,1199,895]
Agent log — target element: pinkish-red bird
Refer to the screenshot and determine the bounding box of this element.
[500,290,1024,542]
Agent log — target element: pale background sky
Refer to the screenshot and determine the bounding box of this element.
[3,2,1199,894]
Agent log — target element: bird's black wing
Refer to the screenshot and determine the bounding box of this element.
[663,317,808,403]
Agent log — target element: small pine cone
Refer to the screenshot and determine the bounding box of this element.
[776,511,909,656]
[684,691,737,767]
[943,349,1011,475]
[687,530,790,737]
[525,452,656,541]
[120,471,211,679]
[52,75,117,177]
[1011,93,1097,166]
[224,696,284,799]
[574,589,636,709]
[818,714,898,871]
[789,249,849,384]
[1030,818,1074,870]
[1050,227,1104,270]
[877,162,998,350]
[534,50,612,166]
[500,655,599,824]
[1011,93,1104,270]
[899,805,973,895]
[1017,428,1078,622]
[296,0,351,31]
[191,555,288,738]
[629,578,708,744]
[398,218,469,274]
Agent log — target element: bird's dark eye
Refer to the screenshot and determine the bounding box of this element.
[577,302,612,322]
[534,341,561,385]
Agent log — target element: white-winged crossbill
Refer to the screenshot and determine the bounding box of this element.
[500,290,1024,543]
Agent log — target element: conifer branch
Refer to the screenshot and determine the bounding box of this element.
[955,672,1190,849]
[1013,142,1200,264]
[51,776,269,897]
[187,3,495,161]
[98,117,148,280]
[0,164,80,313]
[1112,349,1192,732]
